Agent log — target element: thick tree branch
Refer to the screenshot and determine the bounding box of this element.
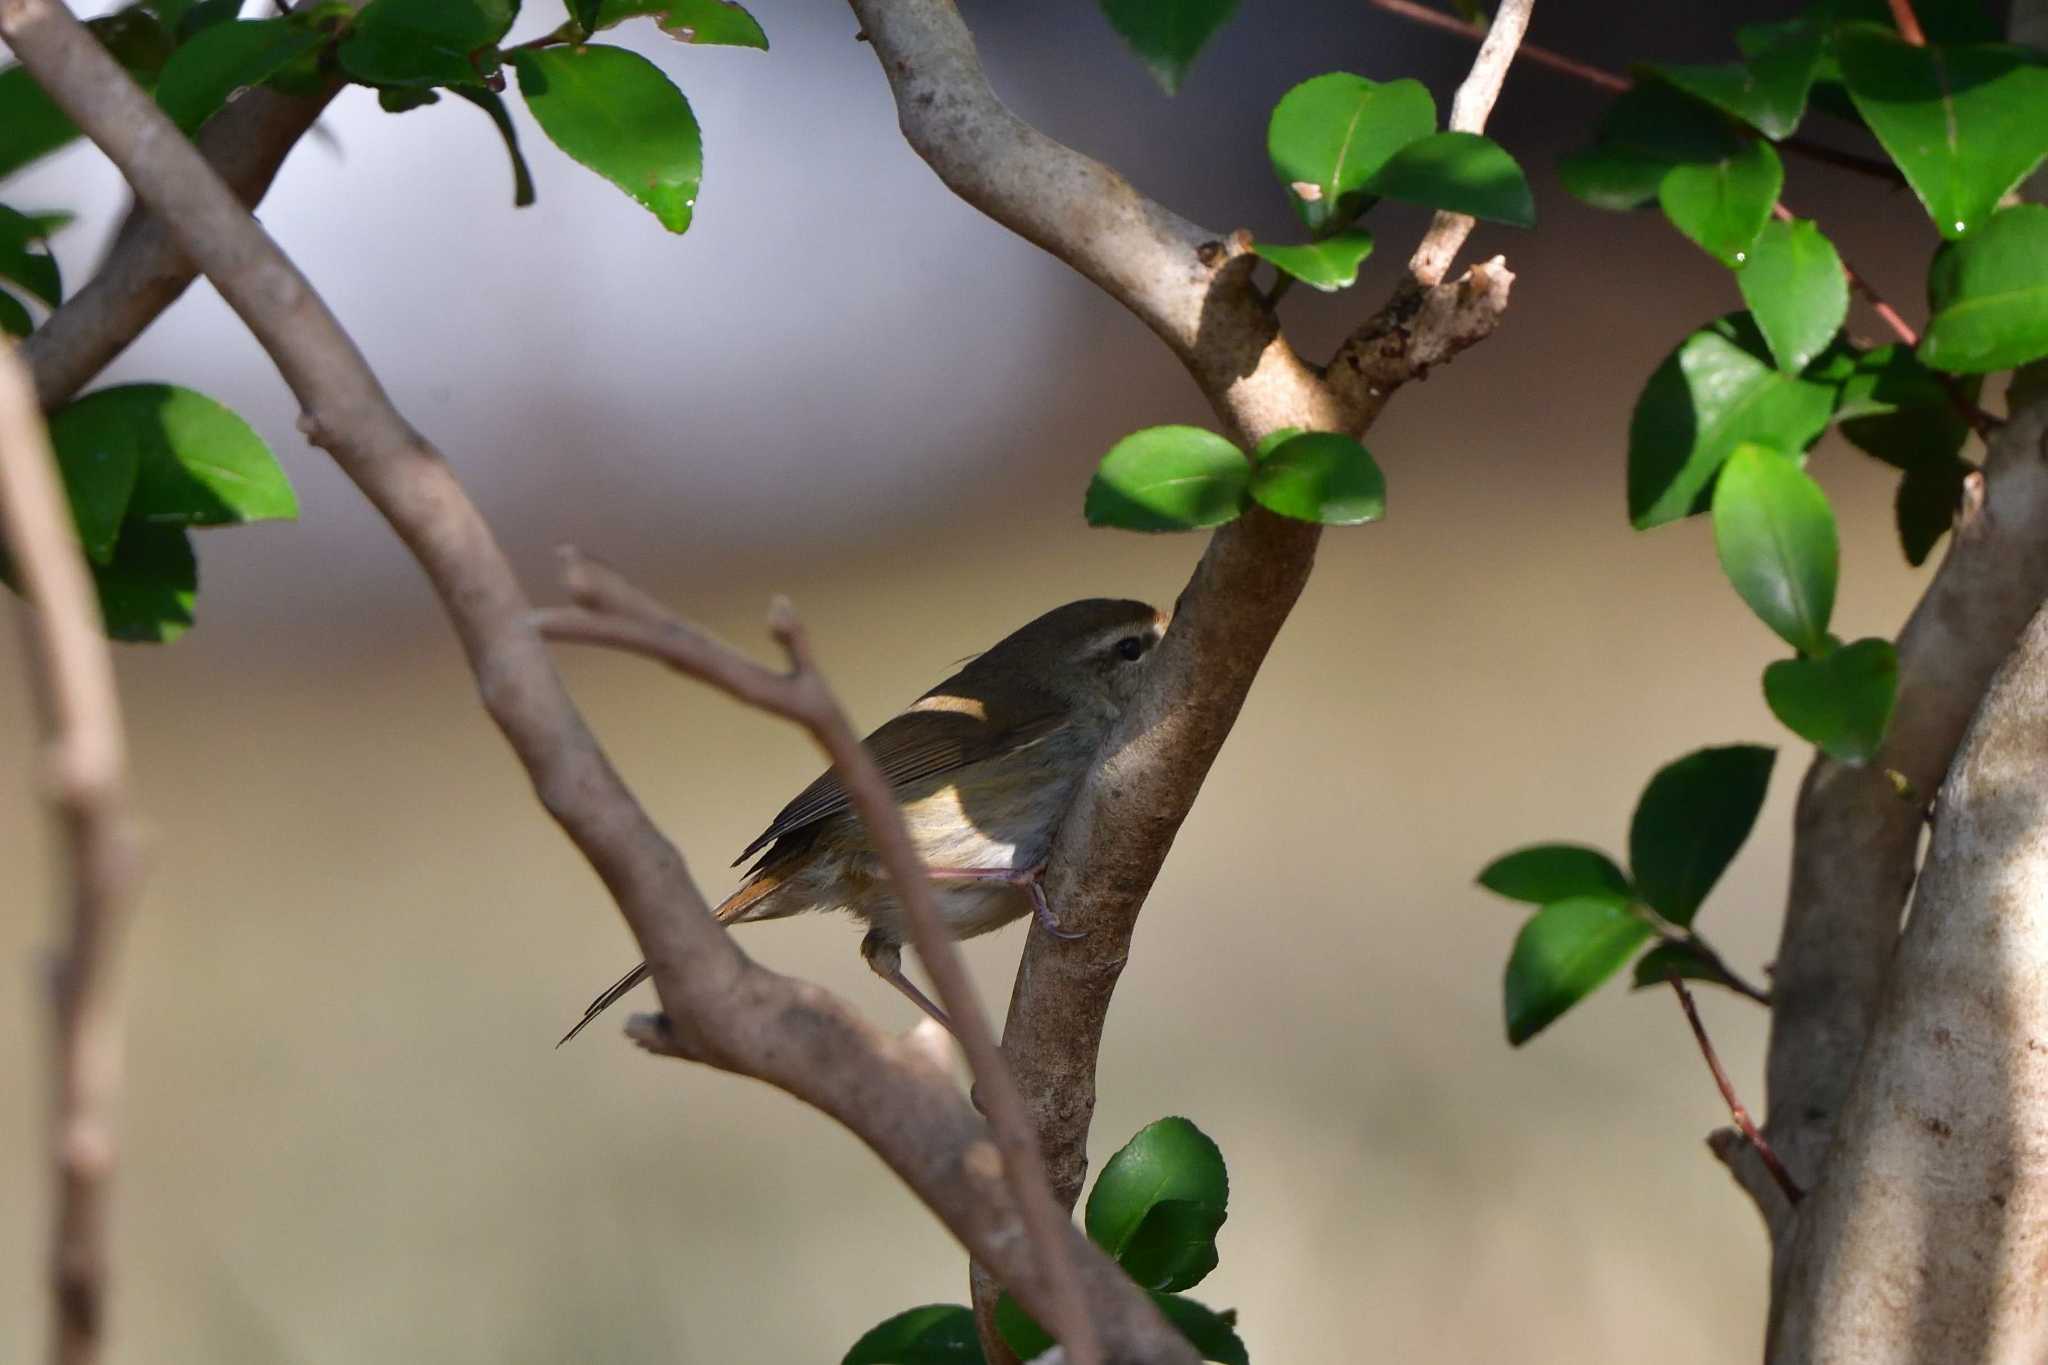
[24,82,338,411]
[533,551,1100,1365]
[0,4,1195,1359]
[1760,400,2048,1224]
[1771,599,2048,1363]
[844,3,1529,1356]
[0,343,147,1365]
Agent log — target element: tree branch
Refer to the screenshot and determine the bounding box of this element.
[1770,596,2048,1363]
[0,3,1195,1359]
[533,550,1100,1365]
[1760,399,2048,1225]
[0,342,148,1365]
[24,81,339,411]
[843,3,1530,1357]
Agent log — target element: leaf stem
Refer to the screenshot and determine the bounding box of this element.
[1887,0,1928,46]
[1670,980,1805,1204]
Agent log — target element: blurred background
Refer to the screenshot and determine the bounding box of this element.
[0,0,1974,1360]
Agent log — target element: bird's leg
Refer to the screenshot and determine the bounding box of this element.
[923,864,1083,941]
[861,928,956,1035]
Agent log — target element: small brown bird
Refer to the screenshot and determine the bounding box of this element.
[560,597,1167,1044]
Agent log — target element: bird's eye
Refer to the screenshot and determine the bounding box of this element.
[1114,635,1147,662]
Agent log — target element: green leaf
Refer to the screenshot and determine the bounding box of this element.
[997,1293,1246,1365]
[93,521,197,644]
[1738,218,1847,373]
[571,0,604,37]
[1712,442,1838,653]
[1099,0,1238,94]
[0,289,30,339]
[1837,26,2048,239]
[1922,204,2048,374]
[1628,744,1776,926]
[1251,230,1374,292]
[1152,1296,1249,1365]
[48,385,297,530]
[337,0,514,88]
[1085,1117,1228,1282]
[1557,79,1747,212]
[450,86,536,208]
[0,205,62,308]
[841,1304,982,1365]
[1247,431,1384,526]
[1628,314,1838,528]
[1631,941,1747,994]
[1649,23,1824,140]
[1764,637,1898,763]
[511,45,702,234]
[1657,138,1782,266]
[47,416,142,566]
[1362,130,1533,227]
[1084,426,1249,532]
[0,9,175,179]
[1504,897,1653,1045]
[154,19,321,135]
[1835,343,1976,469]
[1478,845,1632,906]
[174,0,245,39]
[1896,457,1970,566]
[1267,73,1435,231]
[594,0,767,48]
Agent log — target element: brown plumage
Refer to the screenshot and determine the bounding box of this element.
[559,597,1166,1044]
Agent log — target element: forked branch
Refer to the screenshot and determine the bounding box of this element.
[0,342,148,1365]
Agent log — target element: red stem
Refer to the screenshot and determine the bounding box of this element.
[1888,0,1928,46]
[1672,981,1805,1205]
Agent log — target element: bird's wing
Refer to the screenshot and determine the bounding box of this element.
[733,690,1069,865]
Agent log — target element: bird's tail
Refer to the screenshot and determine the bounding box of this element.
[556,870,791,1046]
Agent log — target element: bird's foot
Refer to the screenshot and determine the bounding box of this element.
[861,928,956,1035]
[923,863,1084,941]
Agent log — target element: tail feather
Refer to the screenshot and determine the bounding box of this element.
[556,869,792,1046]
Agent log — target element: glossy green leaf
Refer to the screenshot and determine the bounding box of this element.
[46,420,141,567]
[841,1304,982,1365]
[1100,0,1238,94]
[1362,130,1533,227]
[997,1292,1246,1365]
[1248,431,1384,526]
[48,385,296,530]
[0,289,30,339]
[1504,897,1653,1045]
[1628,314,1838,528]
[1268,74,1435,230]
[595,0,768,47]
[1628,744,1775,926]
[1738,218,1847,373]
[1557,79,1747,211]
[1085,1117,1228,1279]
[1085,426,1249,531]
[1658,138,1782,266]
[1478,845,1632,906]
[93,522,197,644]
[1650,23,1823,140]
[0,9,175,178]
[1922,204,2048,374]
[1712,442,1838,654]
[155,19,321,135]
[1631,941,1748,994]
[338,0,514,88]
[1764,637,1898,763]
[511,45,702,234]
[174,0,245,39]
[1837,26,2048,240]
[571,0,604,37]
[450,86,536,208]
[0,206,61,308]
[1896,457,1971,565]
[1835,344,1976,469]
[1251,230,1374,292]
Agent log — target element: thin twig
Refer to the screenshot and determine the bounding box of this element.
[1406,0,1533,287]
[1365,0,1908,186]
[0,342,148,1365]
[1888,0,1928,46]
[534,557,1101,1365]
[1672,980,1804,1205]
